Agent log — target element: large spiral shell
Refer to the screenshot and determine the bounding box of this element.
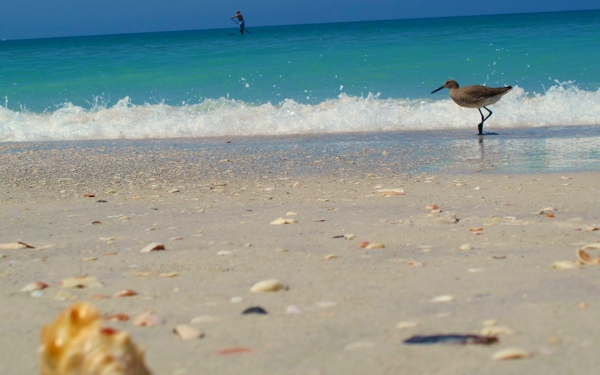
[39,303,152,375]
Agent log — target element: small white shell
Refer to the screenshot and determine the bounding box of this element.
[365,242,385,249]
[250,279,285,293]
[269,217,298,225]
[551,261,582,270]
[377,188,405,196]
[140,242,165,253]
[173,325,204,341]
[481,326,515,336]
[492,348,531,361]
[396,321,419,330]
[430,295,454,303]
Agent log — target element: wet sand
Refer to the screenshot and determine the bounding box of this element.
[1,140,600,374]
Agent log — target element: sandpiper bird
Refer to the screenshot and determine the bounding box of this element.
[431,79,512,135]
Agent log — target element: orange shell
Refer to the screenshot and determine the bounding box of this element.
[39,303,151,375]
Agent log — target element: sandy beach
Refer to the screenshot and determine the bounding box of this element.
[1,140,600,375]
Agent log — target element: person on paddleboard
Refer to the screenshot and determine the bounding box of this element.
[231,11,245,35]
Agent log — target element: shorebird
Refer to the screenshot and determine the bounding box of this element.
[431,79,512,135]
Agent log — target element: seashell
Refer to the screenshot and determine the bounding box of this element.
[580,243,600,251]
[217,250,232,256]
[459,243,472,251]
[492,348,531,361]
[39,303,151,375]
[83,194,96,198]
[430,295,454,303]
[286,305,303,314]
[250,279,284,293]
[469,227,483,232]
[359,241,369,248]
[191,315,219,324]
[173,325,204,341]
[91,294,111,300]
[0,241,36,249]
[396,321,419,330]
[546,213,555,218]
[551,261,582,270]
[323,254,339,260]
[365,242,385,249]
[230,296,244,303]
[132,312,163,327]
[115,289,137,297]
[140,242,165,253]
[242,306,268,315]
[82,257,98,262]
[538,207,556,214]
[576,248,600,265]
[344,341,374,350]
[377,188,405,196]
[158,272,178,278]
[61,276,103,288]
[168,189,180,193]
[216,347,253,356]
[105,313,130,322]
[91,221,102,225]
[286,211,298,216]
[425,204,439,210]
[480,326,515,336]
[586,227,599,232]
[344,234,355,240]
[269,217,297,225]
[21,281,49,292]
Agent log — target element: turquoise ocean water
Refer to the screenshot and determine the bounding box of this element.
[0,10,599,143]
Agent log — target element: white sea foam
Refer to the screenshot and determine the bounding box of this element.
[0,83,598,142]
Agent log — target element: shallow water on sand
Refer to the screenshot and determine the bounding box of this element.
[1,126,599,177]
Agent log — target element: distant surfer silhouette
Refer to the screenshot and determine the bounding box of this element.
[231,11,245,35]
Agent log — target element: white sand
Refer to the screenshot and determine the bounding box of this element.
[1,146,599,374]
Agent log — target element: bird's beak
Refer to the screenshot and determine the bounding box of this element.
[431,86,445,94]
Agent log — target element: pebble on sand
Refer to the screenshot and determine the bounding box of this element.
[250,279,285,293]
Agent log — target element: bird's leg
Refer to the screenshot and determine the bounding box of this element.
[477,107,494,135]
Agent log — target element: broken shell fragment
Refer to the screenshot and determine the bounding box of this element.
[344,234,355,240]
[158,272,178,278]
[492,348,532,361]
[115,289,138,297]
[576,248,600,265]
[269,217,298,225]
[323,254,339,260]
[0,241,35,250]
[61,276,103,288]
[358,241,369,248]
[39,303,152,375]
[21,281,49,292]
[132,312,164,327]
[425,204,439,210]
[105,313,130,322]
[480,326,515,336]
[250,279,285,293]
[430,295,454,303]
[396,321,419,330]
[538,207,556,214]
[377,188,405,196]
[140,242,165,253]
[551,261,582,270]
[173,325,204,341]
[365,242,385,249]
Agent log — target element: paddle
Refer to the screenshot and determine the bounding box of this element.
[230,18,251,34]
